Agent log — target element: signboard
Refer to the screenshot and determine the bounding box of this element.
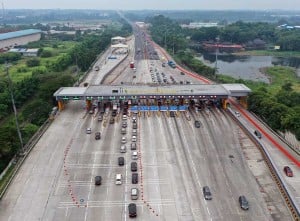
[150,106,159,111]
[169,106,178,111]
[139,106,149,112]
[130,106,138,112]
[179,105,188,111]
[160,106,168,111]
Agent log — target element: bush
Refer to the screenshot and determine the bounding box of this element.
[26,59,40,67]
[40,50,53,58]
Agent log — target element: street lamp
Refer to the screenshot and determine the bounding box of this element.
[5,62,25,155]
[214,36,220,78]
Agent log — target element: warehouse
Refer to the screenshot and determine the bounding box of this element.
[0,29,41,51]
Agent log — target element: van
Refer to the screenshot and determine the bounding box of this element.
[239,195,249,210]
[95,176,102,185]
[120,145,126,153]
[132,151,138,160]
[131,188,139,200]
[254,130,262,139]
[115,174,122,185]
[202,186,212,200]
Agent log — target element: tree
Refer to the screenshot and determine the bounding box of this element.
[26,58,40,67]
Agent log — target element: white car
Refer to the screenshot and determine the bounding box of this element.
[120,145,126,153]
[121,136,127,144]
[132,136,137,142]
[132,151,138,160]
[86,128,91,134]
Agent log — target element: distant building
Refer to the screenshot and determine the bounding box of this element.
[181,22,219,29]
[9,48,39,57]
[0,29,41,51]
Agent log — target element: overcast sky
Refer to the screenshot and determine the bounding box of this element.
[2,0,300,10]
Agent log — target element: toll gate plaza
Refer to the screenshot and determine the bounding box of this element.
[53,84,251,111]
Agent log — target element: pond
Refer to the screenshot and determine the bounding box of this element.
[197,53,300,83]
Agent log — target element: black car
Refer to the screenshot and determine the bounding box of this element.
[109,118,115,124]
[170,111,175,117]
[194,120,201,128]
[254,130,262,139]
[118,157,125,166]
[95,176,102,185]
[95,132,101,140]
[202,186,212,200]
[131,162,137,172]
[128,203,137,217]
[132,173,138,184]
[239,195,249,210]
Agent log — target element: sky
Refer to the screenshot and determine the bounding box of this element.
[2,0,300,10]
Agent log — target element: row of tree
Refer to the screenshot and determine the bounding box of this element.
[248,83,300,140]
[188,21,300,51]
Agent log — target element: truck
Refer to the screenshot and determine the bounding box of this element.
[168,60,176,68]
[130,62,135,68]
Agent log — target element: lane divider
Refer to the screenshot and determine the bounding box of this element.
[137,116,159,217]
[63,138,88,208]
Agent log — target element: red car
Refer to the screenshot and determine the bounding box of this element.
[284,166,293,177]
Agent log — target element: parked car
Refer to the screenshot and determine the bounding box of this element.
[239,195,249,210]
[121,137,127,144]
[95,176,102,185]
[283,166,293,177]
[95,132,101,140]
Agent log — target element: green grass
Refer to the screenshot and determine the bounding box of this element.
[0,40,76,83]
[265,66,300,94]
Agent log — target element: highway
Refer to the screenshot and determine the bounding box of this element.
[0,23,296,221]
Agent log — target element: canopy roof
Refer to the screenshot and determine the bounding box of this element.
[111,43,128,48]
[111,36,125,40]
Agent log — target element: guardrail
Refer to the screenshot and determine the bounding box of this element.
[250,111,300,156]
[100,52,129,84]
[227,108,300,220]
[0,119,51,199]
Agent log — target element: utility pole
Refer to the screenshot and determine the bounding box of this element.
[6,63,25,155]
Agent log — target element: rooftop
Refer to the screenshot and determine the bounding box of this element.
[0,29,41,41]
